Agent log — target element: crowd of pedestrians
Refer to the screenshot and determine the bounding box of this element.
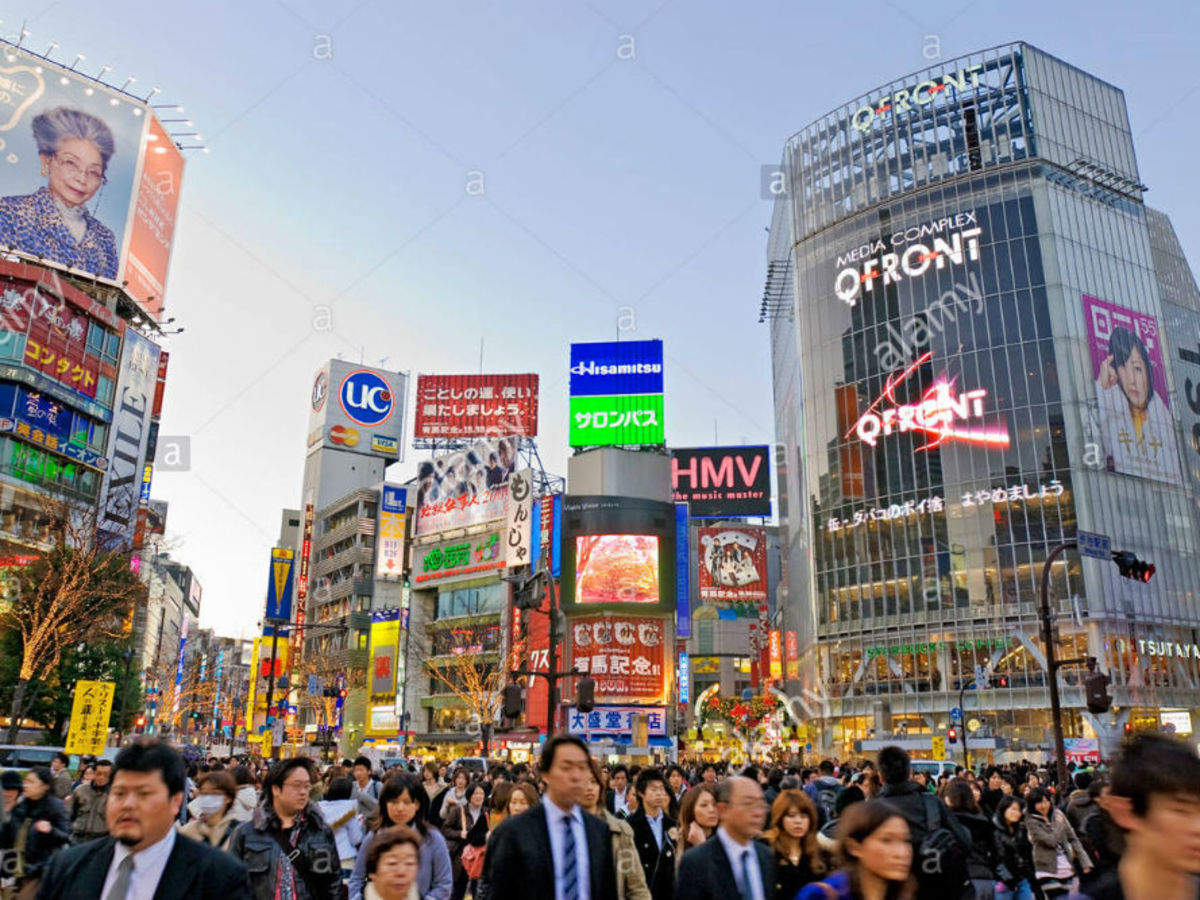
[0,732,1192,899]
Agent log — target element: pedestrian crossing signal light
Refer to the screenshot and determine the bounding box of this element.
[1111,551,1155,583]
[947,727,958,744]
[577,676,596,713]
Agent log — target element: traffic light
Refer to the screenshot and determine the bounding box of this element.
[502,682,524,721]
[1124,721,1133,736]
[135,715,145,733]
[947,727,958,744]
[577,676,596,713]
[1112,551,1155,583]
[506,570,545,611]
[1085,663,1113,715]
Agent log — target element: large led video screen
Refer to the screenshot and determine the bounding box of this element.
[574,534,659,604]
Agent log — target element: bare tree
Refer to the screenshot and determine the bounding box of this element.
[1,500,146,742]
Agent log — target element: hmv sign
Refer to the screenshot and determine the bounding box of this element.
[671,445,772,518]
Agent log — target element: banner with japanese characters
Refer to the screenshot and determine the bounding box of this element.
[414,436,518,536]
[696,526,768,615]
[504,469,534,568]
[65,680,115,756]
[567,705,668,739]
[569,614,666,701]
[414,373,539,439]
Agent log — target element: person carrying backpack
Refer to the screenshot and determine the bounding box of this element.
[804,760,843,828]
[876,745,972,900]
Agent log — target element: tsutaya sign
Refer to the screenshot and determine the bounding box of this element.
[835,212,983,307]
[849,351,1010,452]
[1119,638,1200,660]
[851,65,985,134]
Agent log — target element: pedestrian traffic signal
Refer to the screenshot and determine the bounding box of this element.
[947,727,958,744]
[1111,551,1155,583]
[577,676,596,713]
[1084,663,1112,715]
[502,682,524,720]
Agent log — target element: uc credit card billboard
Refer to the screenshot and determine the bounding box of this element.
[568,339,665,446]
[307,360,408,461]
[0,46,185,322]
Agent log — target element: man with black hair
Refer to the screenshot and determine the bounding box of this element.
[49,752,72,800]
[35,738,251,899]
[228,756,341,900]
[628,768,675,900]
[484,734,617,900]
[607,764,631,817]
[70,759,112,843]
[700,764,718,787]
[876,744,970,900]
[1082,734,1200,900]
[802,760,841,827]
[1065,770,1096,832]
[666,765,687,819]
[351,755,380,818]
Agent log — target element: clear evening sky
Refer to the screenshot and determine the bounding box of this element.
[9,0,1196,635]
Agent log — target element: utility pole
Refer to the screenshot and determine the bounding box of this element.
[1040,541,1089,792]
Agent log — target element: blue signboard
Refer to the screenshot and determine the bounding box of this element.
[678,651,690,704]
[569,340,664,396]
[264,549,295,622]
[675,503,691,638]
[551,493,563,577]
[381,484,406,514]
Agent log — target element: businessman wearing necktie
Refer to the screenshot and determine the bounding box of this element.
[483,735,617,900]
[674,777,773,900]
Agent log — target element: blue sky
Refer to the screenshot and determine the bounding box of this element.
[9,0,1198,635]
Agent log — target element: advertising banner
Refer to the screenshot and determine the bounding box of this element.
[1162,301,1200,514]
[375,484,407,580]
[414,436,518,536]
[570,615,666,701]
[678,650,690,704]
[0,47,185,321]
[65,680,115,755]
[1063,737,1101,765]
[264,548,294,622]
[569,339,665,447]
[293,500,313,665]
[671,446,771,517]
[1083,294,1181,484]
[369,609,400,698]
[575,535,659,604]
[414,373,539,438]
[567,705,667,739]
[785,631,799,680]
[675,504,690,638]
[768,629,783,681]
[569,393,664,446]
[97,328,161,549]
[504,468,534,568]
[697,526,768,614]
[307,360,408,461]
[411,526,505,586]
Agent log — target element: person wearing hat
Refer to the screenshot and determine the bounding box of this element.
[0,766,70,897]
[1,770,23,827]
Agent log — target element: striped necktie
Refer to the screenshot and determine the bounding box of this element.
[561,813,579,900]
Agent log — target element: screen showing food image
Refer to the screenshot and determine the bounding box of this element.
[574,534,659,604]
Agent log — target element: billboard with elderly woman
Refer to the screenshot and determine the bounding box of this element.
[1083,293,1182,484]
[0,47,183,321]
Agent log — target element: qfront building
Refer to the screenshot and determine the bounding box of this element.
[767,42,1200,760]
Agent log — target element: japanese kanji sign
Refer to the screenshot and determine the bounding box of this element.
[569,393,665,446]
[569,615,666,701]
[567,705,668,739]
[415,437,517,536]
[414,374,539,439]
[504,469,534,568]
[65,680,115,756]
[375,484,407,580]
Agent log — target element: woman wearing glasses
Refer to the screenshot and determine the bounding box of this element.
[0,106,120,278]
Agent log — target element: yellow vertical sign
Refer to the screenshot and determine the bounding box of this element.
[245,637,261,732]
[931,736,946,760]
[65,680,116,756]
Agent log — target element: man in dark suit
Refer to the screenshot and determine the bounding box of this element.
[36,738,250,900]
[605,765,630,818]
[628,768,676,900]
[675,776,773,900]
[484,734,617,900]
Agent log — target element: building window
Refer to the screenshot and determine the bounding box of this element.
[436,582,506,619]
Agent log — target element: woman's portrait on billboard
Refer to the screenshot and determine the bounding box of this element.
[0,106,119,278]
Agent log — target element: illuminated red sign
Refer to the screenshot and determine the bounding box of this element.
[847,351,1009,452]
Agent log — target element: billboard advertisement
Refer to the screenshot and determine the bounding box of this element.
[504,469,534,568]
[369,609,400,698]
[97,328,160,549]
[1083,294,1181,484]
[0,47,185,321]
[569,339,665,447]
[306,360,408,461]
[675,504,690,638]
[375,484,407,580]
[414,436,518,536]
[671,446,772,517]
[567,706,667,740]
[411,525,505,586]
[561,496,676,615]
[264,548,294,622]
[574,535,659,604]
[569,614,666,701]
[414,373,539,438]
[1162,301,1200,514]
[697,526,768,614]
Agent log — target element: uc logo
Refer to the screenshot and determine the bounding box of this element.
[339,369,393,426]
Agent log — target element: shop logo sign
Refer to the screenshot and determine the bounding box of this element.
[850,65,984,134]
[339,369,393,427]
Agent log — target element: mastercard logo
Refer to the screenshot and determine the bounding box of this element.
[329,425,359,447]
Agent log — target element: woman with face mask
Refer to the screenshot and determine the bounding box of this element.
[180,770,240,852]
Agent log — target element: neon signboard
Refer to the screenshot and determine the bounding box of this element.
[848,352,1009,452]
[850,66,984,134]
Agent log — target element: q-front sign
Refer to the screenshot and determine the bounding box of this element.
[851,66,984,135]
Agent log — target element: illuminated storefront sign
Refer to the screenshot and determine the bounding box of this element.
[834,211,982,306]
[1117,638,1200,659]
[412,528,505,585]
[826,480,1065,532]
[850,65,984,134]
[848,351,1009,451]
[866,636,1010,660]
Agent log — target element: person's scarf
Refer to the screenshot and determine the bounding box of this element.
[273,805,310,900]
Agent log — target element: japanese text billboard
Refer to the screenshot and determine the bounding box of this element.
[0,47,185,321]
[414,373,538,438]
[567,705,668,739]
[575,535,659,604]
[369,609,400,698]
[569,339,665,446]
[1083,294,1181,484]
[570,615,666,701]
[375,484,407,580]
[697,526,768,615]
[671,446,771,517]
[414,436,517,536]
[411,525,505,586]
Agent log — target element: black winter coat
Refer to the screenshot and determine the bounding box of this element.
[228,801,341,900]
[0,793,70,878]
[992,814,1035,889]
[951,810,1002,881]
